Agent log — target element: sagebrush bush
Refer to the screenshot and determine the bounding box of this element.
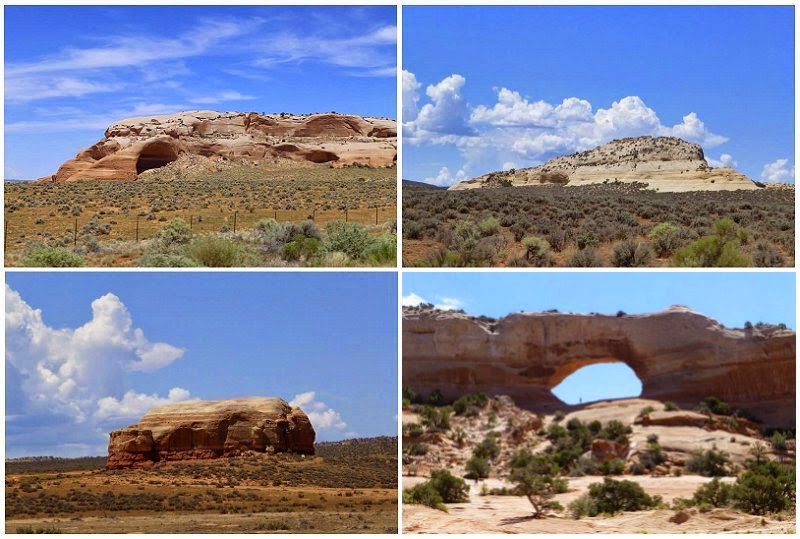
[21,246,85,267]
[137,252,196,267]
[324,221,372,258]
[157,218,192,248]
[186,236,242,267]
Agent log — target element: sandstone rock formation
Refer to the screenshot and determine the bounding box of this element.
[403,306,795,429]
[107,397,315,469]
[44,111,397,182]
[449,136,759,192]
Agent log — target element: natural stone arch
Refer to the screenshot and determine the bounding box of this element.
[135,140,179,174]
[402,307,796,429]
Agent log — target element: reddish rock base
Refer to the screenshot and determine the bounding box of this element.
[107,397,315,469]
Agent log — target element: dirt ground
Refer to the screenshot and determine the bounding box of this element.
[6,440,398,534]
[402,475,795,534]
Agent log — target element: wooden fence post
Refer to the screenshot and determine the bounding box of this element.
[375,207,379,225]
[233,211,237,234]
[135,215,140,242]
[73,218,78,246]
[345,207,348,222]
[190,215,193,230]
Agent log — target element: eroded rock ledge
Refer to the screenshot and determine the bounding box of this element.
[402,306,795,428]
[450,136,759,192]
[107,397,315,469]
[44,110,397,182]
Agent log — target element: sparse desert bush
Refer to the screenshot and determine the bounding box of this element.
[673,218,750,267]
[21,246,85,267]
[465,455,491,479]
[186,236,242,267]
[686,446,732,477]
[698,396,732,416]
[612,239,653,267]
[137,252,197,267]
[403,469,469,512]
[157,218,192,248]
[574,478,660,516]
[731,460,795,515]
[453,393,489,416]
[419,405,452,432]
[324,221,372,258]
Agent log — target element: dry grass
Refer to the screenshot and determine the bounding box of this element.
[5,438,397,534]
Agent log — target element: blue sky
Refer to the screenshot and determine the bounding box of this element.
[403,6,795,186]
[4,5,396,180]
[403,272,795,404]
[6,272,397,457]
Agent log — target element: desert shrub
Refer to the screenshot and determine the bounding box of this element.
[639,406,656,417]
[584,478,660,515]
[673,218,750,267]
[638,441,667,471]
[402,482,446,512]
[403,423,424,438]
[521,235,555,266]
[731,461,795,515]
[157,218,192,247]
[600,458,626,476]
[186,236,242,267]
[568,493,600,519]
[698,396,732,416]
[465,456,491,479]
[405,443,428,456]
[324,221,372,259]
[364,235,397,265]
[477,216,500,236]
[419,405,451,432]
[20,246,85,267]
[770,431,790,451]
[752,241,785,267]
[686,446,732,477]
[664,401,680,411]
[427,389,445,405]
[281,234,322,262]
[473,435,501,461]
[597,420,633,444]
[569,247,603,267]
[508,450,566,518]
[648,222,683,257]
[612,240,653,267]
[453,393,489,416]
[137,252,196,267]
[691,477,733,508]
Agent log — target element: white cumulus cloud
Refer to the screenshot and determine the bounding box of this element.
[5,285,188,455]
[707,153,738,168]
[761,158,795,183]
[290,391,346,431]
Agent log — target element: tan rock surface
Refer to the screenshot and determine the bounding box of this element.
[107,397,315,469]
[43,111,396,182]
[450,136,759,192]
[403,306,795,428]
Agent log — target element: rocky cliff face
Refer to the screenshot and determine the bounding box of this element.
[450,136,758,192]
[403,306,795,429]
[107,397,315,469]
[45,110,397,182]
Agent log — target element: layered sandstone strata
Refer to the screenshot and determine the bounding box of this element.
[44,110,397,182]
[403,306,795,428]
[107,397,315,469]
[450,136,758,192]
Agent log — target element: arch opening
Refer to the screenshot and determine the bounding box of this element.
[136,141,178,174]
[551,362,642,405]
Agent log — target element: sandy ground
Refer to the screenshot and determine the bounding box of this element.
[402,476,795,534]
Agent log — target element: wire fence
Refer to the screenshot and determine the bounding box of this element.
[4,205,397,249]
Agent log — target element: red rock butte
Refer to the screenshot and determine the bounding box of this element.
[403,306,795,429]
[106,397,315,469]
[43,110,397,182]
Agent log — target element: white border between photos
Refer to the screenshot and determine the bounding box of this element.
[2,2,799,539]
